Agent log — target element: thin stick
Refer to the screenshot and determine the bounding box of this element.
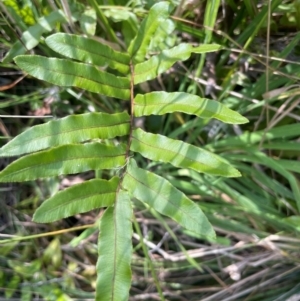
[0,115,53,118]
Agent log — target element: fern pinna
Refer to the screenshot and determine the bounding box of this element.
[0,2,248,300]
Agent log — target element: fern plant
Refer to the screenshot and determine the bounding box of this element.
[0,2,248,300]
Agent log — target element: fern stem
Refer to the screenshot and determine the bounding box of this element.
[118,61,134,188]
[125,61,135,164]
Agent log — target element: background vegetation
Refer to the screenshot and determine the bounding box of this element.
[0,0,300,300]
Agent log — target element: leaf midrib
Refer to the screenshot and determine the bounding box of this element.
[134,98,244,123]
[125,171,205,234]
[3,121,129,153]
[28,60,129,90]
[132,135,215,167]
[41,190,116,217]
[54,38,129,67]
[134,100,216,113]
[0,153,125,179]
[112,197,118,300]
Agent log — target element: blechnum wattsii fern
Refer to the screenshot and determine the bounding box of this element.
[0,2,248,300]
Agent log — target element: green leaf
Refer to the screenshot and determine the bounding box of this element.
[134,92,248,124]
[0,143,126,182]
[2,10,73,63]
[123,159,215,238]
[133,44,223,84]
[128,1,173,62]
[148,19,176,52]
[0,112,130,157]
[96,190,132,301]
[79,8,97,35]
[46,33,130,74]
[5,275,20,299]
[14,56,130,100]
[131,128,241,177]
[33,177,119,223]
[87,0,119,43]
